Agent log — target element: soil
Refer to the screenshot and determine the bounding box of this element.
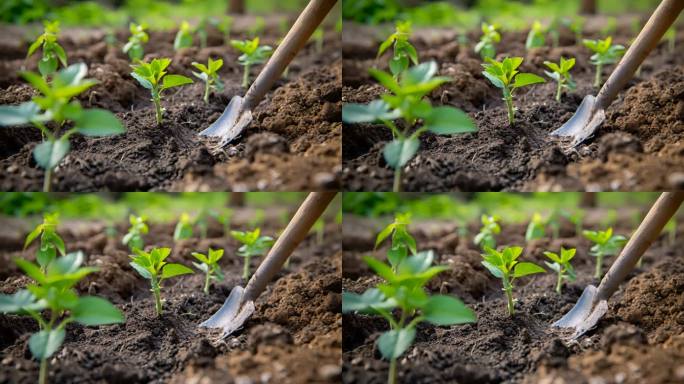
[342,17,684,191]
[341,209,684,384]
[0,17,341,191]
[0,211,342,383]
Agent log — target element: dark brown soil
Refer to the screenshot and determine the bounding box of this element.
[0,18,341,191]
[0,211,341,383]
[342,210,684,383]
[342,17,684,191]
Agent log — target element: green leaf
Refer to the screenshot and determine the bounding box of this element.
[48,251,84,275]
[20,71,50,94]
[377,328,415,360]
[37,244,56,269]
[389,55,408,76]
[423,295,477,325]
[161,74,193,90]
[38,57,58,77]
[424,107,477,135]
[403,61,437,85]
[53,44,67,67]
[15,258,47,283]
[513,262,545,278]
[387,244,407,268]
[161,263,194,279]
[131,72,153,89]
[363,256,395,282]
[130,261,152,279]
[482,71,504,88]
[375,223,395,249]
[342,288,396,314]
[33,138,70,170]
[55,63,87,86]
[0,290,45,313]
[74,109,125,136]
[512,73,545,89]
[383,138,419,169]
[191,252,210,264]
[481,261,503,278]
[0,102,42,126]
[27,38,43,57]
[24,225,43,249]
[29,329,65,359]
[369,68,400,94]
[72,296,124,325]
[398,250,434,275]
[342,100,400,123]
[543,251,562,264]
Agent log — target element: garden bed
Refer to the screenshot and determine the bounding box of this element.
[0,17,341,191]
[342,17,684,191]
[342,211,683,383]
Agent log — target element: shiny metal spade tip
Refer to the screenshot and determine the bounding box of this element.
[200,285,255,338]
[551,95,606,147]
[552,285,608,339]
[199,95,253,146]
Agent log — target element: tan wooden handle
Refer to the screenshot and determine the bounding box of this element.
[242,0,337,110]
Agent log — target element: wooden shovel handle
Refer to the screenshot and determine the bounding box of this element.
[596,191,684,302]
[596,0,684,109]
[243,191,337,302]
[242,0,337,111]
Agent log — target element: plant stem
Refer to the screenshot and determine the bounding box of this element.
[203,272,210,294]
[393,168,402,192]
[43,168,52,192]
[153,96,163,125]
[555,82,562,102]
[503,275,514,315]
[595,254,603,279]
[594,63,602,87]
[242,64,250,88]
[39,358,47,384]
[505,96,515,124]
[243,256,250,280]
[388,358,397,384]
[556,272,563,294]
[203,83,210,103]
[151,278,162,315]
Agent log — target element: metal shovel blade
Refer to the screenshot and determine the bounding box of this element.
[199,95,253,146]
[199,285,256,338]
[552,285,608,339]
[551,95,606,146]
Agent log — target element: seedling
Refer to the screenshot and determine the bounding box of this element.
[214,15,233,45]
[475,22,500,60]
[191,248,224,294]
[583,228,627,278]
[481,246,545,315]
[191,57,224,103]
[248,16,265,38]
[562,209,585,236]
[130,58,193,125]
[544,56,576,102]
[231,228,274,279]
[248,208,266,228]
[0,251,124,384]
[311,218,325,245]
[174,213,194,241]
[26,20,67,79]
[375,212,417,270]
[210,208,233,237]
[122,215,148,252]
[543,247,576,294]
[525,21,546,49]
[0,63,125,191]
[664,218,677,246]
[474,214,500,250]
[583,37,625,87]
[231,38,273,88]
[601,17,617,37]
[195,209,209,239]
[377,20,418,78]
[312,27,324,53]
[197,18,208,49]
[342,250,476,384]
[24,213,65,271]
[525,213,546,242]
[342,61,476,191]
[123,23,148,61]
[566,16,585,44]
[129,247,194,315]
[174,21,193,50]
[547,210,562,240]
[548,17,560,48]
[482,57,545,124]
[664,27,676,54]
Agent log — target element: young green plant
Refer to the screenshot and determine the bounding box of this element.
[565,16,585,44]
[543,56,576,102]
[123,23,148,61]
[26,20,67,79]
[130,58,193,125]
[374,212,417,271]
[474,214,501,250]
[312,27,324,54]
[24,213,65,271]
[174,21,193,50]
[482,57,545,124]
[525,212,546,242]
[197,18,208,49]
[562,209,585,236]
[481,246,545,315]
[248,16,265,38]
[129,247,194,315]
[214,15,233,45]
[231,38,273,88]
[342,61,477,191]
[122,215,148,251]
[231,228,275,279]
[525,20,546,49]
[583,228,627,278]
[191,57,224,103]
[377,20,418,78]
[210,208,233,237]
[583,37,625,87]
[475,22,500,60]
[191,248,224,294]
[0,63,125,191]
[543,247,576,294]
[174,213,194,241]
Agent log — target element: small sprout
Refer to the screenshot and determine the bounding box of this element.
[475,22,500,60]
[583,228,627,279]
[547,17,560,48]
[525,20,546,49]
[197,18,208,49]
[122,215,148,252]
[27,20,67,79]
[195,209,209,239]
[231,38,273,88]
[249,208,266,228]
[474,214,501,250]
[377,20,418,78]
[231,228,274,280]
[342,61,476,191]
[562,209,585,236]
[0,252,124,384]
[583,37,625,87]
[24,212,65,271]
[565,16,585,44]
[543,247,576,294]
[192,248,224,294]
[129,247,194,315]
[374,212,416,270]
[192,57,224,103]
[130,58,193,125]
[0,63,125,191]
[547,210,562,240]
[312,27,324,53]
[248,16,265,38]
[525,213,546,242]
[174,21,194,50]
[544,56,576,102]
[174,213,194,241]
[482,56,545,124]
[664,27,676,54]
[481,246,545,315]
[600,16,617,37]
[210,208,233,237]
[311,218,325,245]
[123,23,148,61]
[664,217,677,246]
[213,15,233,45]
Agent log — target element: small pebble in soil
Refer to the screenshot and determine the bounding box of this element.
[318,364,341,380]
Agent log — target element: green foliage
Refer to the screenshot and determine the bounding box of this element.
[174,21,194,50]
[583,37,625,87]
[231,228,275,279]
[481,56,545,124]
[26,20,67,79]
[377,21,418,78]
[129,247,194,315]
[213,15,233,45]
[312,28,324,54]
[311,218,325,245]
[192,248,224,294]
[231,38,273,88]
[248,208,266,227]
[564,16,585,43]
[196,18,208,49]
[664,27,676,54]
[375,212,416,270]
[122,215,148,251]
[248,16,265,38]
[525,212,546,242]
[24,213,65,271]
[664,218,676,246]
[342,61,476,191]
[342,0,400,24]
[544,56,576,102]
[525,20,546,49]
[0,63,125,191]
[192,57,224,104]
[562,209,585,236]
[210,208,233,237]
[474,23,500,60]
[173,213,194,241]
[130,58,193,125]
[583,228,627,278]
[122,23,148,61]
[543,247,576,294]
[481,246,545,315]
[474,214,500,250]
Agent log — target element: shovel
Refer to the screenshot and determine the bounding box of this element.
[199,0,337,146]
[199,191,336,338]
[553,191,684,339]
[551,0,684,146]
